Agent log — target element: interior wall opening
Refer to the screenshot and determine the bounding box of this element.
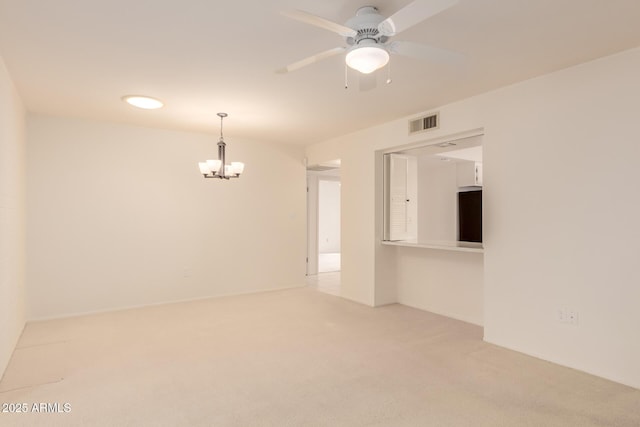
[382,132,484,250]
[306,160,341,296]
[317,177,341,273]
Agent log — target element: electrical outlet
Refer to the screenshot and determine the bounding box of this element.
[557,307,579,325]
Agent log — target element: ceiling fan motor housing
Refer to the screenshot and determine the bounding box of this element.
[278,0,462,76]
[345,6,388,46]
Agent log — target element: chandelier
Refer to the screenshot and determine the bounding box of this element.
[198,113,245,179]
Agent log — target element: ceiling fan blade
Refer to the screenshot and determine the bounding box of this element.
[276,47,346,74]
[378,0,458,36]
[282,10,357,37]
[359,73,377,92]
[389,41,464,65]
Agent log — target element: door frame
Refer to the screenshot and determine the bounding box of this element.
[306,166,341,276]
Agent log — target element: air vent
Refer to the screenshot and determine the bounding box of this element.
[408,112,439,135]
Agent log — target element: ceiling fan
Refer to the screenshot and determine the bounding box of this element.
[277,0,463,79]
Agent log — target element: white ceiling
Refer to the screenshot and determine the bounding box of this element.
[0,0,639,145]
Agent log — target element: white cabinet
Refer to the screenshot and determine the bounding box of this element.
[457,162,483,187]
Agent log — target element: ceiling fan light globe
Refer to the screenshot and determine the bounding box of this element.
[345,46,389,74]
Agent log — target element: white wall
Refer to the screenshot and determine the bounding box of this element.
[0,57,26,379]
[306,47,640,388]
[318,179,340,253]
[27,115,306,320]
[396,247,484,325]
[308,122,406,306]
[481,47,640,389]
[417,159,457,243]
[402,156,483,325]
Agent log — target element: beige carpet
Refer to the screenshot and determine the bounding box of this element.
[1,287,639,426]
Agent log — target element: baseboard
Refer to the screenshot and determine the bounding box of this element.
[27,284,305,323]
[483,335,640,391]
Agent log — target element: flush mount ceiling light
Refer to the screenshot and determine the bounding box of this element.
[122,95,164,110]
[345,40,389,74]
[198,113,245,180]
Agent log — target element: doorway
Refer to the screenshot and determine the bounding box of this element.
[306,160,341,295]
[318,178,341,272]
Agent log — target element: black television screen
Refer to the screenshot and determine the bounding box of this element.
[458,190,482,243]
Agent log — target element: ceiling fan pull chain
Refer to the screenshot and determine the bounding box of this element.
[387,61,392,85]
[344,62,349,89]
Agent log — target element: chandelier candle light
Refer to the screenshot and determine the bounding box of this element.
[198,113,245,179]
